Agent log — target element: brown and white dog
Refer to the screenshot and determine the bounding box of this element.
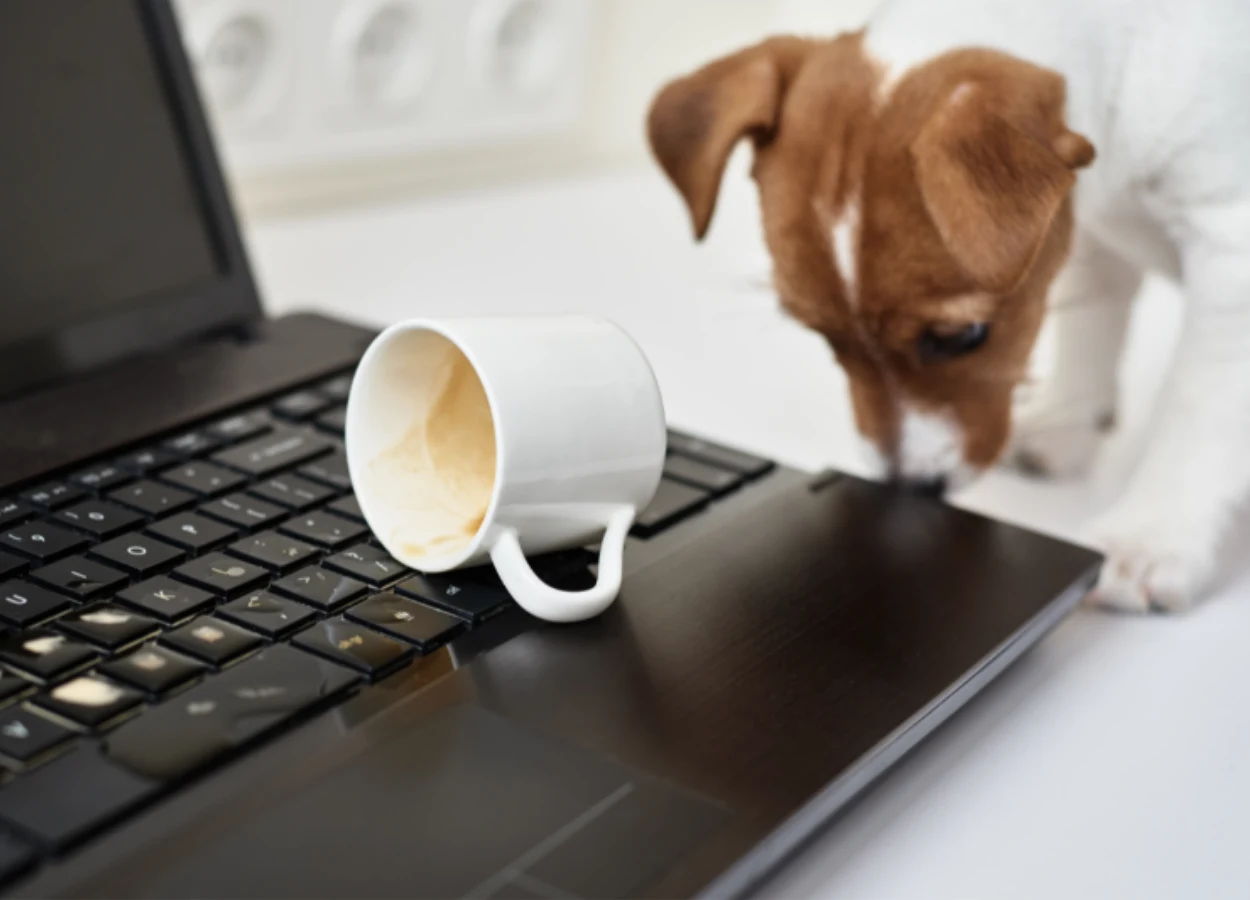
[647,0,1250,614]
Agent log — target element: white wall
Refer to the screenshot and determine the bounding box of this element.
[216,0,878,216]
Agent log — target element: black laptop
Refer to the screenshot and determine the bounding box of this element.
[0,3,1101,897]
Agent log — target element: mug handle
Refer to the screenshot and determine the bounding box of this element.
[488,506,635,623]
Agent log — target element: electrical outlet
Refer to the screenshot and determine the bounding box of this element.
[174,0,598,199]
[327,0,439,121]
[176,0,297,135]
[468,0,578,103]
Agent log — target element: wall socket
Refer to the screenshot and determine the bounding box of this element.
[173,0,596,182]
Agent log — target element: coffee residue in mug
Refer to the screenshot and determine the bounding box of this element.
[370,348,496,561]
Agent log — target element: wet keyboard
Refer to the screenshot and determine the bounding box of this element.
[0,370,773,882]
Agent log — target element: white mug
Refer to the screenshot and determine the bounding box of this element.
[345,316,666,623]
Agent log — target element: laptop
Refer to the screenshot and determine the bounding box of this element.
[0,2,1101,897]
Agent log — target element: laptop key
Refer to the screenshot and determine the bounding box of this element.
[56,605,160,651]
[0,551,26,581]
[115,447,178,475]
[0,581,72,628]
[161,430,223,458]
[104,645,359,784]
[1,521,89,561]
[0,502,32,530]
[0,707,74,763]
[633,480,711,538]
[173,553,267,597]
[298,452,352,492]
[279,511,365,549]
[159,461,246,497]
[666,431,775,478]
[229,531,318,573]
[55,499,143,539]
[0,674,32,708]
[314,406,347,436]
[396,574,511,624]
[108,480,196,517]
[208,410,272,444]
[117,576,213,623]
[35,675,143,730]
[146,513,238,552]
[90,533,186,577]
[347,593,465,650]
[318,374,354,402]
[249,474,332,511]
[271,567,367,612]
[327,493,364,523]
[0,745,158,850]
[29,556,126,601]
[293,619,411,679]
[0,631,97,683]
[663,455,744,494]
[200,493,287,531]
[21,482,84,511]
[212,426,332,478]
[101,646,206,695]
[71,465,130,493]
[273,390,335,421]
[218,592,317,639]
[161,616,264,667]
[324,543,409,586]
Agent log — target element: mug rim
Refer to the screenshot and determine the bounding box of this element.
[346,318,506,573]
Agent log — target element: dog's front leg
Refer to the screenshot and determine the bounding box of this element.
[1090,220,1250,612]
[1010,231,1140,478]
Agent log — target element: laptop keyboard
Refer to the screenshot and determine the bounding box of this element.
[0,369,773,884]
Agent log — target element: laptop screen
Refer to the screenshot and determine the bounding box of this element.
[0,1,259,399]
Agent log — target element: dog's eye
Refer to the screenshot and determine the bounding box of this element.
[919,322,990,362]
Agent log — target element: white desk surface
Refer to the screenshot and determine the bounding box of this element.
[246,167,1250,899]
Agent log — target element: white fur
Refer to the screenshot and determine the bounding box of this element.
[831,197,860,306]
[866,0,1250,612]
[898,407,978,490]
[853,431,890,479]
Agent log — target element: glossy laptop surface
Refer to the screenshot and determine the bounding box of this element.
[0,3,1101,896]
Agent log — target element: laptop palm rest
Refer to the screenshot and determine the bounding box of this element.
[129,705,727,900]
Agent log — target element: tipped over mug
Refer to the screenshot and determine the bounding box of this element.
[345,316,666,623]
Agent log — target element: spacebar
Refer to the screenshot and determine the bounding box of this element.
[0,647,359,850]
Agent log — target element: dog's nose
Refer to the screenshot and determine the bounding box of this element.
[901,475,948,498]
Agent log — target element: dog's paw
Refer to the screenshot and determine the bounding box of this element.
[1083,513,1216,614]
[1006,409,1113,480]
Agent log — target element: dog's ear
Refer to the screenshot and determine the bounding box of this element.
[647,39,809,240]
[912,81,1095,293]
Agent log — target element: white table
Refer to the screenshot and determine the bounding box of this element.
[245,165,1250,899]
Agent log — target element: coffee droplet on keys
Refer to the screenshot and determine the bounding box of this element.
[368,343,496,564]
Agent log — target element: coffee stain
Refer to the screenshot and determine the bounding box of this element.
[369,347,496,564]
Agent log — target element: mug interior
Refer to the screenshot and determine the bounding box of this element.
[351,328,498,570]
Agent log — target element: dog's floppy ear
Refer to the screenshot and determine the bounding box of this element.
[912,81,1095,293]
[647,39,808,240]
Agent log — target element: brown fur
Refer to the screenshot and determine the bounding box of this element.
[647,35,1094,473]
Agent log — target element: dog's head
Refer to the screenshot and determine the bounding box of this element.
[648,35,1094,492]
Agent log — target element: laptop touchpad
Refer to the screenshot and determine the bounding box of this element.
[140,705,728,899]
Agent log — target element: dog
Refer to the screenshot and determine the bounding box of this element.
[646,0,1250,614]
